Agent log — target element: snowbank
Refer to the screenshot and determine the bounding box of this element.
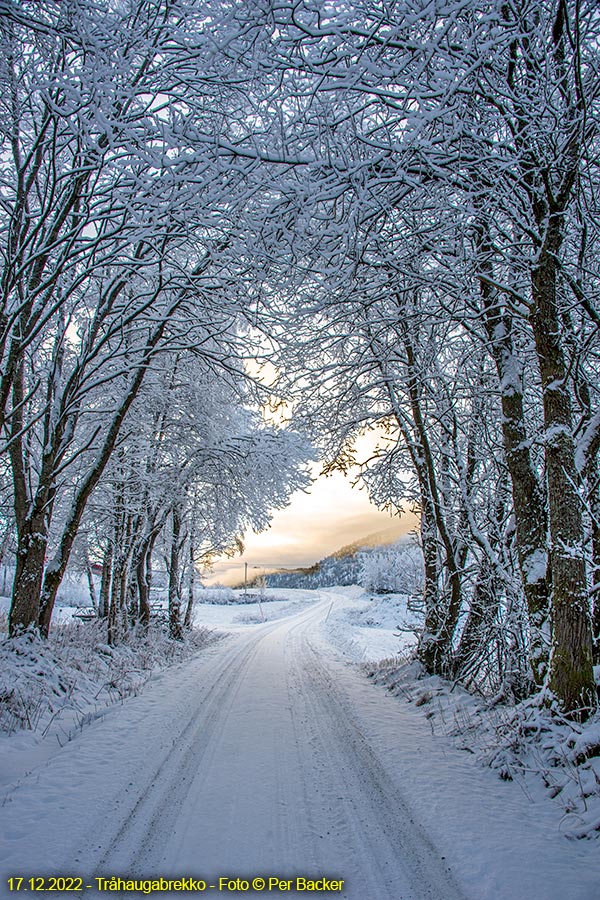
[0,618,221,791]
[320,590,600,842]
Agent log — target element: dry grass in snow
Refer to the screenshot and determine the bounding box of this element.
[0,615,222,744]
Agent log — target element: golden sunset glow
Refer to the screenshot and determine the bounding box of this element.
[205,466,416,585]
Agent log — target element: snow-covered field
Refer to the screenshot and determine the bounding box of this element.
[0,588,598,900]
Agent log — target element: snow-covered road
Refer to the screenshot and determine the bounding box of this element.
[1,594,465,899]
[1,592,597,900]
[123,594,465,899]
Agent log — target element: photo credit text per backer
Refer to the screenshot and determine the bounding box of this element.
[6,875,346,893]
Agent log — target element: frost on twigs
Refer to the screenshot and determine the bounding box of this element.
[0,619,221,741]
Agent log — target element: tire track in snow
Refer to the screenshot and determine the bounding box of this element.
[74,617,300,889]
[69,595,469,900]
[290,615,468,900]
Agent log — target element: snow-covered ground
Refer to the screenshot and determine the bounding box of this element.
[320,585,420,662]
[0,588,598,900]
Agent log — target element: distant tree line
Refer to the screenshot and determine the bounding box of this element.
[265,539,423,597]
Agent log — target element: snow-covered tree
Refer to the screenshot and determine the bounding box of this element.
[242,0,600,716]
[0,0,305,636]
[78,348,312,642]
[358,540,423,596]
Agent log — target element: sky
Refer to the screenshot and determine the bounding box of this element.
[204,363,417,586]
[205,466,417,586]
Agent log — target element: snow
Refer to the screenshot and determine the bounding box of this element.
[192,590,321,629]
[321,586,419,661]
[521,548,548,585]
[0,589,598,900]
[0,613,222,801]
[544,424,572,445]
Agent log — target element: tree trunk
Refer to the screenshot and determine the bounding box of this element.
[419,496,441,633]
[590,456,600,664]
[108,557,129,647]
[9,520,47,635]
[401,330,463,674]
[530,225,595,717]
[454,555,500,680]
[485,328,550,678]
[127,576,139,624]
[98,542,113,618]
[8,356,49,635]
[477,219,550,684]
[184,537,196,629]
[136,552,150,629]
[168,506,184,641]
[39,514,80,636]
[86,556,98,611]
[136,529,158,629]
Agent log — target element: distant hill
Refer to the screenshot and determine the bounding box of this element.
[330,522,408,559]
[260,521,417,591]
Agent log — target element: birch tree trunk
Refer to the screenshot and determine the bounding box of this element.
[98,542,113,619]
